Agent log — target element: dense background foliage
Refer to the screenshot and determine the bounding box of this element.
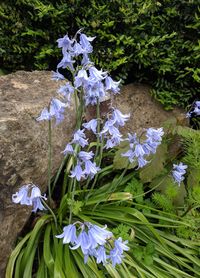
[0,0,199,109]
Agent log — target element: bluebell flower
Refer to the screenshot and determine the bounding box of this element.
[49,98,67,124]
[57,53,75,71]
[57,35,74,54]
[78,151,94,162]
[74,69,88,88]
[122,128,164,168]
[96,245,107,265]
[88,224,113,247]
[32,197,46,212]
[36,107,51,121]
[83,160,100,178]
[134,143,146,157]
[62,143,74,155]
[146,127,164,142]
[101,120,122,137]
[72,42,84,56]
[84,248,97,264]
[80,33,95,53]
[57,82,74,102]
[56,224,77,244]
[70,164,85,181]
[71,231,91,254]
[111,108,130,127]
[82,119,98,134]
[114,237,129,254]
[52,70,65,81]
[109,248,123,267]
[105,76,120,94]
[12,184,46,212]
[29,185,47,212]
[81,53,91,66]
[172,162,188,185]
[142,139,160,155]
[12,184,31,206]
[104,134,123,149]
[89,66,107,82]
[72,129,88,147]
[137,156,148,168]
[108,237,129,267]
[84,81,106,105]
[121,149,135,163]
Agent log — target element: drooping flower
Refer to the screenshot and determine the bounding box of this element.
[108,237,129,267]
[122,128,164,168]
[146,127,164,142]
[82,119,98,134]
[89,66,107,82]
[62,143,74,155]
[56,224,77,244]
[52,70,65,81]
[36,107,51,121]
[172,162,188,185]
[114,237,130,254]
[105,76,121,94]
[80,33,95,53]
[110,108,130,127]
[74,69,88,88]
[49,98,67,124]
[72,129,88,147]
[12,184,31,206]
[78,151,94,162]
[71,230,91,254]
[83,160,100,179]
[30,186,47,212]
[96,245,107,265]
[88,224,113,247]
[57,34,74,54]
[70,163,85,181]
[57,52,75,71]
[57,82,74,102]
[12,184,46,212]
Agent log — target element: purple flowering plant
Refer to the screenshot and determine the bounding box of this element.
[9,30,200,278]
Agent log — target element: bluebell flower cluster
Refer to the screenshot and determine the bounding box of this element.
[62,129,100,181]
[172,162,188,186]
[37,30,121,125]
[101,108,130,149]
[37,98,67,124]
[122,128,164,168]
[56,222,129,267]
[12,184,47,212]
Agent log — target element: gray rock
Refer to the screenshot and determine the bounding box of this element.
[113,83,185,134]
[0,71,76,276]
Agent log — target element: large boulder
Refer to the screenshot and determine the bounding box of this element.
[113,83,185,134]
[0,71,76,276]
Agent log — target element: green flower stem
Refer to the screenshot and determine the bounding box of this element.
[48,120,52,203]
[109,162,130,194]
[41,199,57,229]
[52,154,68,194]
[95,99,101,158]
[62,155,74,197]
[62,144,80,197]
[69,178,77,224]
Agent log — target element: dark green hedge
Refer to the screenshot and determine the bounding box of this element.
[0,0,199,109]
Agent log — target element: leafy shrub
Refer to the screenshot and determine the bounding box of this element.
[0,0,199,108]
